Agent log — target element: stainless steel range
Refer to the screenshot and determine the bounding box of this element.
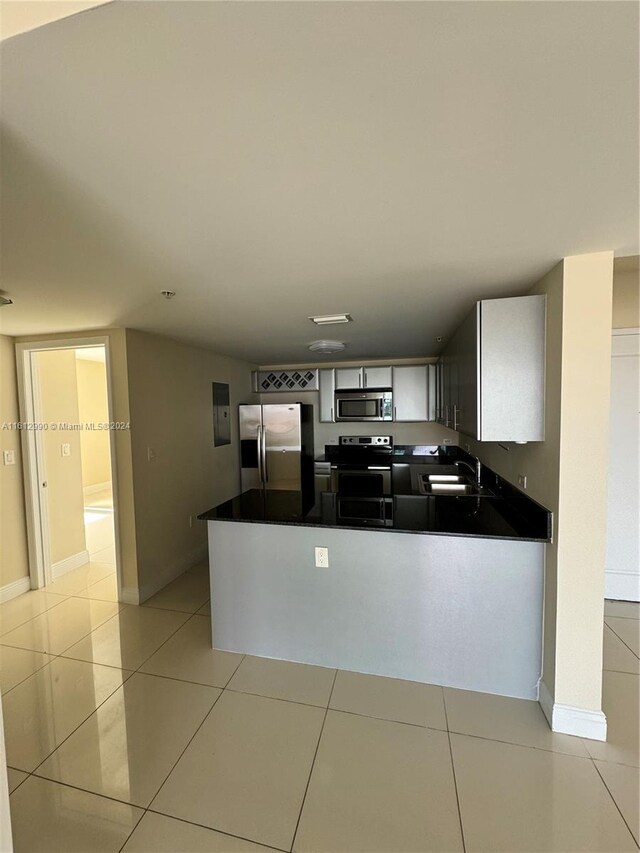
[325,435,393,527]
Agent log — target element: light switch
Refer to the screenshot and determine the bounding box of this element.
[3,450,15,466]
[61,443,71,457]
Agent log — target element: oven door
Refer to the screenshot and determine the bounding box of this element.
[335,391,392,422]
[330,466,391,496]
[337,496,393,527]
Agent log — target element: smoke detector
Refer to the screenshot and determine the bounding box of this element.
[0,294,13,306]
[161,290,176,300]
[308,340,346,355]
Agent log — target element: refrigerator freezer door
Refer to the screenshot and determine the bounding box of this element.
[239,405,263,492]
[262,404,302,491]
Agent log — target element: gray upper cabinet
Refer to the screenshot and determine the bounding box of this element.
[335,367,364,389]
[392,365,430,422]
[438,294,546,442]
[363,365,393,388]
[319,369,335,422]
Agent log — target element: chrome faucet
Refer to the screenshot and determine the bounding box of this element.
[455,458,482,487]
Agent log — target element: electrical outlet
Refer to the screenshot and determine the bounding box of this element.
[3,450,15,466]
[518,474,527,490]
[464,442,470,453]
[442,438,452,444]
[147,447,157,462]
[61,443,71,457]
[314,546,329,568]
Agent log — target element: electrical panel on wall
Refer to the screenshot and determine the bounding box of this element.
[252,369,319,393]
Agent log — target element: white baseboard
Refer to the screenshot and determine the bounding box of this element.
[51,550,90,579]
[605,571,640,602]
[538,678,607,741]
[120,586,140,606]
[137,543,208,604]
[0,576,31,603]
[83,481,111,496]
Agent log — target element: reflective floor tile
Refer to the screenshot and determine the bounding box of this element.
[595,760,640,845]
[582,671,639,767]
[604,600,640,620]
[10,775,142,853]
[603,624,639,674]
[142,569,209,613]
[46,562,114,595]
[1,597,120,655]
[330,669,446,729]
[605,616,640,657]
[3,656,129,771]
[451,733,637,852]
[0,590,67,635]
[152,690,324,850]
[139,615,242,687]
[123,812,274,852]
[294,710,462,852]
[73,573,119,603]
[61,604,190,670]
[38,672,219,807]
[0,645,51,693]
[227,655,335,707]
[7,768,28,793]
[443,687,588,756]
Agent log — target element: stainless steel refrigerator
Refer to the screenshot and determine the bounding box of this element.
[239,403,314,494]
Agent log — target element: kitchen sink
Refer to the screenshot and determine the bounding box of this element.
[416,472,495,497]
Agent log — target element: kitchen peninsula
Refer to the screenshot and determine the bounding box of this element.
[201,446,551,700]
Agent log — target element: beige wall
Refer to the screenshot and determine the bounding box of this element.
[0,335,30,588]
[16,329,138,591]
[470,251,614,715]
[36,350,87,565]
[76,356,111,488]
[612,255,639,329]
[125,330,256,600]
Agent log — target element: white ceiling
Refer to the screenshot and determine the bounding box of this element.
[1,1,638,364]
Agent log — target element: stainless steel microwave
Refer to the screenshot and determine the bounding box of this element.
[334,390,393,422]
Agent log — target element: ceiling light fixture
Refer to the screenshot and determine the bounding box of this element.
[0,295,13,306]
[161,290,176,299]
[308,340,346,355]
[309,314,353,326]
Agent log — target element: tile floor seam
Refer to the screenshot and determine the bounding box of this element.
[29,771,147,811]
[144,808,291,853]
[289,668,339,852]
[224,683,334,712]
[145,683,226,813]
[446,727,590,758]
[591,756,640,846]
[117,805,147,853]
[130,611,200,674]
[50,602,126,658]
[605,622,640,660]
[25,666,135,777]
[0,651,53,696]
[442,689,467,853]
[0,593,71,638]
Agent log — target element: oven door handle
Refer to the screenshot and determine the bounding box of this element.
[367,466,390,470]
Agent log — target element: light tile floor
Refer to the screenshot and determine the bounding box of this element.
[1,576,638,852]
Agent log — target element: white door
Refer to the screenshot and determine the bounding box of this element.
[605,330,640,601]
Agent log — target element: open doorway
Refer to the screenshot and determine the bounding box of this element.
[16,337,121,599]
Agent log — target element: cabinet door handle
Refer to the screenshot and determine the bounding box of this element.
[330,406,334,422]
[393,406,397,421]
[453,405,459,431]
[359,373,363,388]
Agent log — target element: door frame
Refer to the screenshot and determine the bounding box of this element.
[15,336,122,596]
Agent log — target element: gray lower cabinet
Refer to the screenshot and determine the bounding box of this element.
[319,369,335,422]
[437,294,546,442]
[392,365,430,421]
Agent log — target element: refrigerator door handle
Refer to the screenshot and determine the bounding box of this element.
[261,426,268,483]
[256,425,263,484]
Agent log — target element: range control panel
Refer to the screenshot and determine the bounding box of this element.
[339,435,392,446]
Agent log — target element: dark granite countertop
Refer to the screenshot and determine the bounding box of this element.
[199,485,552,543]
